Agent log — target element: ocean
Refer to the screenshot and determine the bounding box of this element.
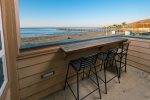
[20,27,107,38]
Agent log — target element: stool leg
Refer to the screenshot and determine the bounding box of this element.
[94,66,101,99]
[115,60,120,83]
[104,62,107,94]
[64,64,70,89]
[119,56,122,78]
[77,72,79,100]
[88,67,92,77]
[100,61,103,71]
[125,54,127,72]
[82,68,85,80]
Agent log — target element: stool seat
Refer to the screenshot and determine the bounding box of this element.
[98,49,117,61]
[70,58,82,71]
[117,48,127,56]
[98,52,107,61]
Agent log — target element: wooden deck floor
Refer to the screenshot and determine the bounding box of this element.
[42,65,150,100]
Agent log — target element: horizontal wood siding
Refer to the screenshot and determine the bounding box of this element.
[128,50,150,61]
[20,73,66,99]
[17,47,101,100]
[127,60,150,72]
[18,60,66,79]
[127,38,150,73]
[24,82,65,100]
[17,51,66,99]
[19,65,67,89]
[17,51,64,69]
[127,55,150,67]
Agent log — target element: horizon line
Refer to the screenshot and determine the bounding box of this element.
[20,26,102,28]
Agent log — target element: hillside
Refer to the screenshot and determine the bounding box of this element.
[128,19,150,28]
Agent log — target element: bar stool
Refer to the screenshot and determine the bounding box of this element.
[64,54,101,100]
[116,42,130,78]
[97,48,120,94]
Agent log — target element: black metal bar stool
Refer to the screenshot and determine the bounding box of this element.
[64,54,101,100]
[116,41,130,78]
[96,48,120,94]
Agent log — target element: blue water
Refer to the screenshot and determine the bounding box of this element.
[20,27,105,38]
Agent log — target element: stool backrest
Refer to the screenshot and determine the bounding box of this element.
[106,48,118,61]
[121,42,130,54]
[80,54,98,68]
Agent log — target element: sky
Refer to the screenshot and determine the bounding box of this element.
[19,0,150,27]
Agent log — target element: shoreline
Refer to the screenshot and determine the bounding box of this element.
[21,32,124,45]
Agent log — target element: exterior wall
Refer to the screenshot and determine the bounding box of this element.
[16,43,119,100]
[127,38,150,73]
[17,48,96,99]
[18,48,66,100]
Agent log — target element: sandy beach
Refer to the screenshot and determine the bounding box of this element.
[21,32,124,45]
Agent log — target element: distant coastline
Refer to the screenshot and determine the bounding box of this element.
[20,26,100,28]
[20,27,112,38]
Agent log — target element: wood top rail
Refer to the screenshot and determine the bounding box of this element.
[60,37,128,54]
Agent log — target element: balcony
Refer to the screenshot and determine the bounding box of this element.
[1,0,150,100]
[16,36,150,100]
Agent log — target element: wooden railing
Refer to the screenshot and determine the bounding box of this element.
[127,38,150,73]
